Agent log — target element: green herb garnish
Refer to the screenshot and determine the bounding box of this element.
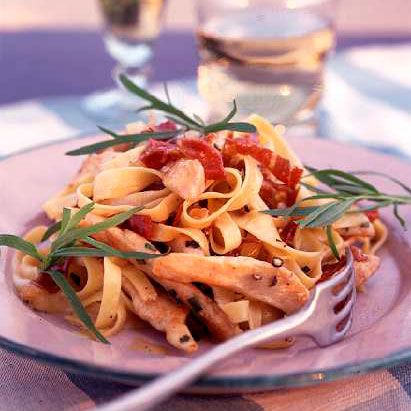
[66,130,177,156]
[66,75,256,156]
[0,203,162,343]
[265,168,411,227]
[326,225,340,260]
[264,168,411,255]
[120,74,256,134]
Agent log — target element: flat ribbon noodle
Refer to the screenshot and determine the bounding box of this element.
[71,290,127,337]
[43,174,93,221]
[121,264,157,302]
[93,167,162,201]
[77,183,180,221]
[76,257,104,299]
[181,156,262,229]
[232,211,323,288]
[151,224,210,255]
[209,212,242,255]
[95,257,123,329]
[101,145,146,170]
[14,226,48,281]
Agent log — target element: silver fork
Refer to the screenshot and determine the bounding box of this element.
[99,249,355,411]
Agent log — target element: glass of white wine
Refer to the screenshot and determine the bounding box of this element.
[84,0,167,121]
[196,0,338,125]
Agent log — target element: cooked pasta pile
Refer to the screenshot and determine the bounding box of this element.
[13,115,387,352]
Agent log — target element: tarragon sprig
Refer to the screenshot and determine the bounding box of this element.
[264,168,411,259]
[0,203,161,343]
[66,75,257,156]
[119,74,256,134]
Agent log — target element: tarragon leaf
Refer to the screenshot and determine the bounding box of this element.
[326,225,340,260]
[41,221,62,242]
[46,270,109,344]
[300,199,356,228]
[60,208,72,235]
[263,206,320,217]
[353,171,411,195]
[310,169,379,194]
[0,234,43,261]
[221,100,237,123]
[65,203,95,232]
[298,202,338,228]
[82,236,161,260]
[203,122,256,134]
[393,204,406,228]
[66,130,178,156]
[119,74,201,128]
[98,125,121,139]
[51,207,142,251]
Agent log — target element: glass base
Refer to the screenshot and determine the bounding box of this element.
[82,88,140,124]
[83,71,149,124]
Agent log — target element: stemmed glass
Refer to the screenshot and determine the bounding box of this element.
[196,0,338,125]
[84,0,167,122]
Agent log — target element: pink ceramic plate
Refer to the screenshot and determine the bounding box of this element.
[0,135,410,393]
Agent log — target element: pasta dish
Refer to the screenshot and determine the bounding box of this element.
[10,113,387,353]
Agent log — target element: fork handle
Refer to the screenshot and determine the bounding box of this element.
[98,312,309,411]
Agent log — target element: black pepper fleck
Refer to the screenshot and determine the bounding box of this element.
[179,335,190,343]
[301,265,310,274]
[271,276,278,286]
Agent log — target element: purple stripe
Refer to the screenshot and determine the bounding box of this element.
[1,29,410,105]
[65,372,263,410]
[388,364,411,397]
[0,30,198,105]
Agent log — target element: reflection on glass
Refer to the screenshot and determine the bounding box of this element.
[196,1,337,125]
[84,0,167,121]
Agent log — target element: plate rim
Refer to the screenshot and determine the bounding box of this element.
[0,333,410,390]
[1,133,411,391]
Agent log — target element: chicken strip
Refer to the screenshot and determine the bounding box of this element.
[337,224,375,238]
[163,159,205,200]
[122,277,198,352]
[81,217,238,340]
[168,234,206,256]
[160,279,239,341]
[153,254,309,314]
[355,254,381,289]
[80,214,154,256]
[16,282,68,314]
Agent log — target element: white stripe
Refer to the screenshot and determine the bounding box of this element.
[0,101,78,157]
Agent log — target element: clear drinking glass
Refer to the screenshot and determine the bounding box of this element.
[84,0,167,121]
[196,0,337,125]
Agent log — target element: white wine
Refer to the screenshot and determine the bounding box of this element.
[100,0,167,67]
[197,8,335,124]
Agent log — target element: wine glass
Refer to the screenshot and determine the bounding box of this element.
[196,0,338,125]
[84,0,167,122]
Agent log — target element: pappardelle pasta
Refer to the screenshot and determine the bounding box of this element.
[12,115,387,352]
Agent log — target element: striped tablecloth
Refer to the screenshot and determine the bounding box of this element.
[0,44,410,411]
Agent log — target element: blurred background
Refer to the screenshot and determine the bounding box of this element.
[1,0,410,103]
[0,0,410,156]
